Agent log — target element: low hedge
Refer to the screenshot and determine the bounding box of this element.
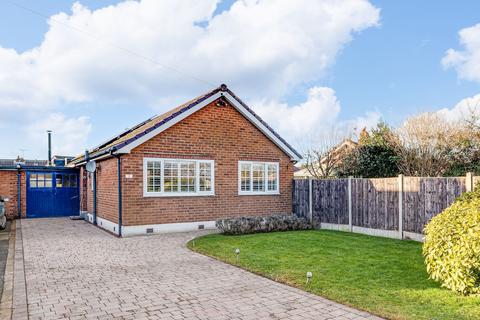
[216,214,311,235]
[423,186,480,295]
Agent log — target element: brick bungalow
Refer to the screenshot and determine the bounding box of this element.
[70,84,301,236]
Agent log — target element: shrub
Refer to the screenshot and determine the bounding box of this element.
[216,214,311,235]
[337,145,399,178]
[423,186,480,295]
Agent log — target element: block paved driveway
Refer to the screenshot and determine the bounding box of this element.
[16,219,382,320]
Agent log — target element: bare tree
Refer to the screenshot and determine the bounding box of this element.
[389,112,458,176]
[450,99,480,174]
[462,98,480,132]
[304,131,355,178]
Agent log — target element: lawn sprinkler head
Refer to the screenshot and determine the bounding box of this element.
[306,271,313,284]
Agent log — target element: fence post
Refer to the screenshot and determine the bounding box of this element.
[398,174,404,240]
[466,172,474,192]
[348,176,353,232]
[308,178,313,226]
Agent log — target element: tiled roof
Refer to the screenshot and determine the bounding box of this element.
[71,85,301,164]
[0,159,48,167]
[71,87,222,164]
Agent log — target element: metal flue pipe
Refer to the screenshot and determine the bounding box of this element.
[47,130,52,166]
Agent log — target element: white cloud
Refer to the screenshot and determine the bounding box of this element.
[253,86,381,151]
[24,113,92,157]
[254,87,340,139]
[0,0,380,159]
[436,94,480,122]
[344,110,382,133]
[442,23,480,82]
[0,0,380,110]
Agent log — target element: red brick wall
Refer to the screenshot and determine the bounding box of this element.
[0,170,26,219]
[80,167,86,212]
[84,157,119,223]
[116,98,295,226]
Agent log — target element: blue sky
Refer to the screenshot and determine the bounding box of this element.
[329,0,480,124]
[0,0,479,159]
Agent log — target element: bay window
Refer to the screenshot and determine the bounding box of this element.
[144,158,214,196]
[238,161,279,195]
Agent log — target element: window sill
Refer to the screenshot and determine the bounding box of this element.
[238,192,280,196]
[143,192,215,198]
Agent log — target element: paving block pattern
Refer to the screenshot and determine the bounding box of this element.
[18,219,383,320]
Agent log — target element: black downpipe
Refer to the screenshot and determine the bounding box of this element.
[17,169,21,219]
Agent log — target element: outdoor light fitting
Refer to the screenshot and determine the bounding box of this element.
[306,271,313,284]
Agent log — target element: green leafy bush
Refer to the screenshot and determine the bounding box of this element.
[216,214,311,235]
[423,186,480,295]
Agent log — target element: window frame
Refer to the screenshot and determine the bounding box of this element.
[143,157,215,197]
[56,174,78,188]
[29,173,53,189]
[238,161,280,195]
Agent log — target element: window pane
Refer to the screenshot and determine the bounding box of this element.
[37,174,45,188]
[252,164,265,191]
[146,161,161,192]
[45,174,52,188]
[56,175,63,188]
[146,162,154,192]
[241,163,251,191]
[180,162,196,192]
[66,174,72,187]
[30,174,37,188]
[153,176,161,192]
[199,162,212,192]
[164,161,178,192]
[147,162,154,177]
[147,177,154,192]
[70,174,78,188]
[267,164,277,191]
[155,161,162,191]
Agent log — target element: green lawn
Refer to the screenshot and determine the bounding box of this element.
[188,230,480,320]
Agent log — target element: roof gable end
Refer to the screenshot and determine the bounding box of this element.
[73,85,301,164]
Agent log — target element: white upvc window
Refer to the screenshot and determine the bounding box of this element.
[238,161,279,195]
[143,158,214,197]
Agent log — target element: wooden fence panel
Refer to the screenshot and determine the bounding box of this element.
[293,175,472,238]
[312,179,348,225]
[403,177,465,234]
[474,176,480,189]
[292,179,309,218]
[351,178,398,230]
[385,178,400,230]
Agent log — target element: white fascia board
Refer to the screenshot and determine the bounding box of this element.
[115,91,301,161]
[73,152,112,167]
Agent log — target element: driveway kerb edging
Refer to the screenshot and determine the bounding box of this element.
[11,220,28,320]
[0,220,16,320]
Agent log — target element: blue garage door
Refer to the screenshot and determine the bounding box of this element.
[26,171,80,218]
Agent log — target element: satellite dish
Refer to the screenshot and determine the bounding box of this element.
[86,160,96,173]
